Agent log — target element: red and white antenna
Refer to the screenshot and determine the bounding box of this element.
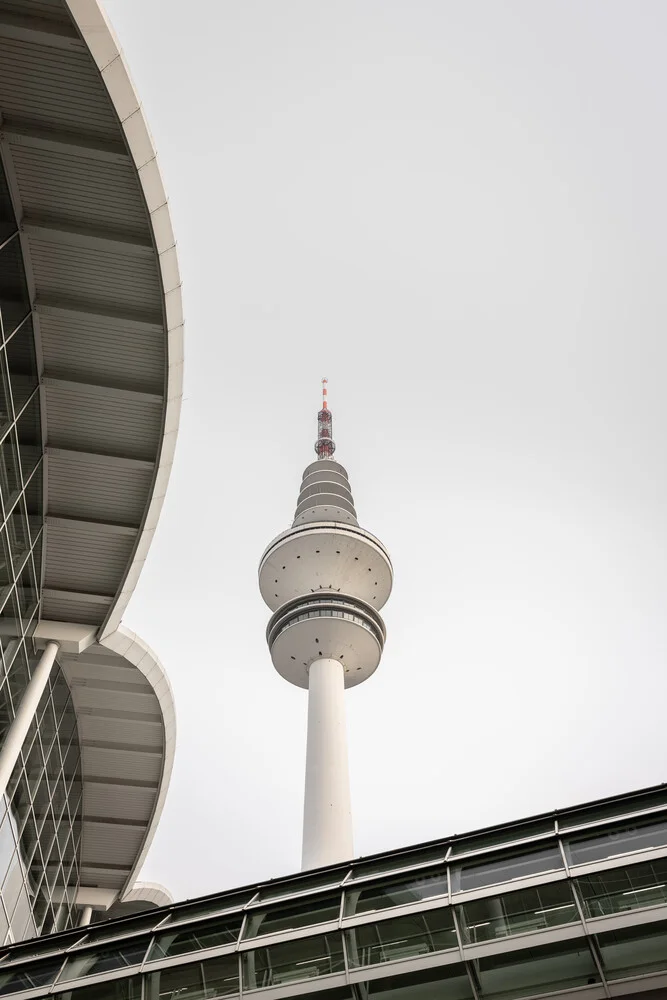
[315,378,335,459]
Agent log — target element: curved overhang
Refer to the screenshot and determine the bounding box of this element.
[0,0,182,906]
[0,0,183,634]
[101,882,174,922]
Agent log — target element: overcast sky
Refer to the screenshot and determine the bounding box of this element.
[101,0,667,903]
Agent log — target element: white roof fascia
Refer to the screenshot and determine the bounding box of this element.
[63,0,184,640]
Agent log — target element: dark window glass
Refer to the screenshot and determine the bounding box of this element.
[5,317,37,407]
[560,790,667,831]
[577,858,667,918]
[59,938,150,980]
[350,847,447,881]
[347,907,457,967]
[451,821,555,857]
[0,239,29,342]
[477,939,599,998]
[0,956,63,994]
[452,846,563,893]
[595,919,667,980]
[458,882,578,945]
[243,932,344,990]
[364,963,473,1000]
[259,868,348,902]
[0,355,12,437]
[345,869,448,916]
[146,954,238,1000]
[149,914,242,960]
[566,817,667,867]
[244,892,340,939]
[0,434,21,510]
[59,975,142,1000]
[164,890,254,926]
[5,503,29,565]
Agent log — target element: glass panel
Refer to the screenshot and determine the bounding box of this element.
[0,956,63,994]
[5,505,29,566]
[148,914,242,960]
[15,559,36,624]
[0,687,11,746]
[577,858,667,918]
[2,854,25,919]
[58,938,150,981]
[451,821,555,857]
[147,961,203,1000]
[350,847,447,881]
[259,868,348,902]
[57,975,142,1000]
[9,886,31,943]
[345,869,448,917]
[596,919,667,980]
[560,789,667,831]
[363,963,473,1000]
[0,589,20,645]
[451,846,563,894]
[164,890,254,927]
[5,319,37,408]
[0,239,29,343]
[73,912,160,948]
[198,953,238,998]
[243,932,344,990]
[0,813,16,886]
[0,434,20,511]
[0,901,8,952]
[458,882,579,945]
[244,893,340,939]
[146,954,238,1000]
[476,939,600,999]
[347,907,457,967]
[566,817,667,867]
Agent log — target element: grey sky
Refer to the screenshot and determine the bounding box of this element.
[102,0,667,902]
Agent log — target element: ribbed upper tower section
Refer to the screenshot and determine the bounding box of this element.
[293,460,358,526]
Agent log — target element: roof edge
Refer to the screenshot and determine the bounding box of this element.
[63,0,184,640]
[120,881,174,909]
[99,624,176,894]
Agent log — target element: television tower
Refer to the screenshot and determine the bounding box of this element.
[259,381,393,870]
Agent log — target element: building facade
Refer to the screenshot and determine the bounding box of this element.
[1,784,667,999]
[0,0,182,939]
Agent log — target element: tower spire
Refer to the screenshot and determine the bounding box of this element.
[315,377,335,460]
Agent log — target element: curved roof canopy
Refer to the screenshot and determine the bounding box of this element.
[0,0,182,902]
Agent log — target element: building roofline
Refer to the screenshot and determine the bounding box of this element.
[99,624,177,895]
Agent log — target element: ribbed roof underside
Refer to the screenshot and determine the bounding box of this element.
[0,0,168,629]
[60,642,166,891]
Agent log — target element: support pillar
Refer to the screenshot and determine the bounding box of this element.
[78,905,93,927]
[0,641,59,801]
[302,657,353,870]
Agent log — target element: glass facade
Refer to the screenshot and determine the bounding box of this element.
[0,140,82,943]
[6,784,667,1000]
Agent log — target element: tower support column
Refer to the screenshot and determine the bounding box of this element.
[302,657,353,870]
[0,641,59,800]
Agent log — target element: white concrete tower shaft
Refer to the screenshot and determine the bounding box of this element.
[259,382,392,870]
[303,657,353,870]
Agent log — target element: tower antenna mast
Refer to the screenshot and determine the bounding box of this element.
[315,378,335,461]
